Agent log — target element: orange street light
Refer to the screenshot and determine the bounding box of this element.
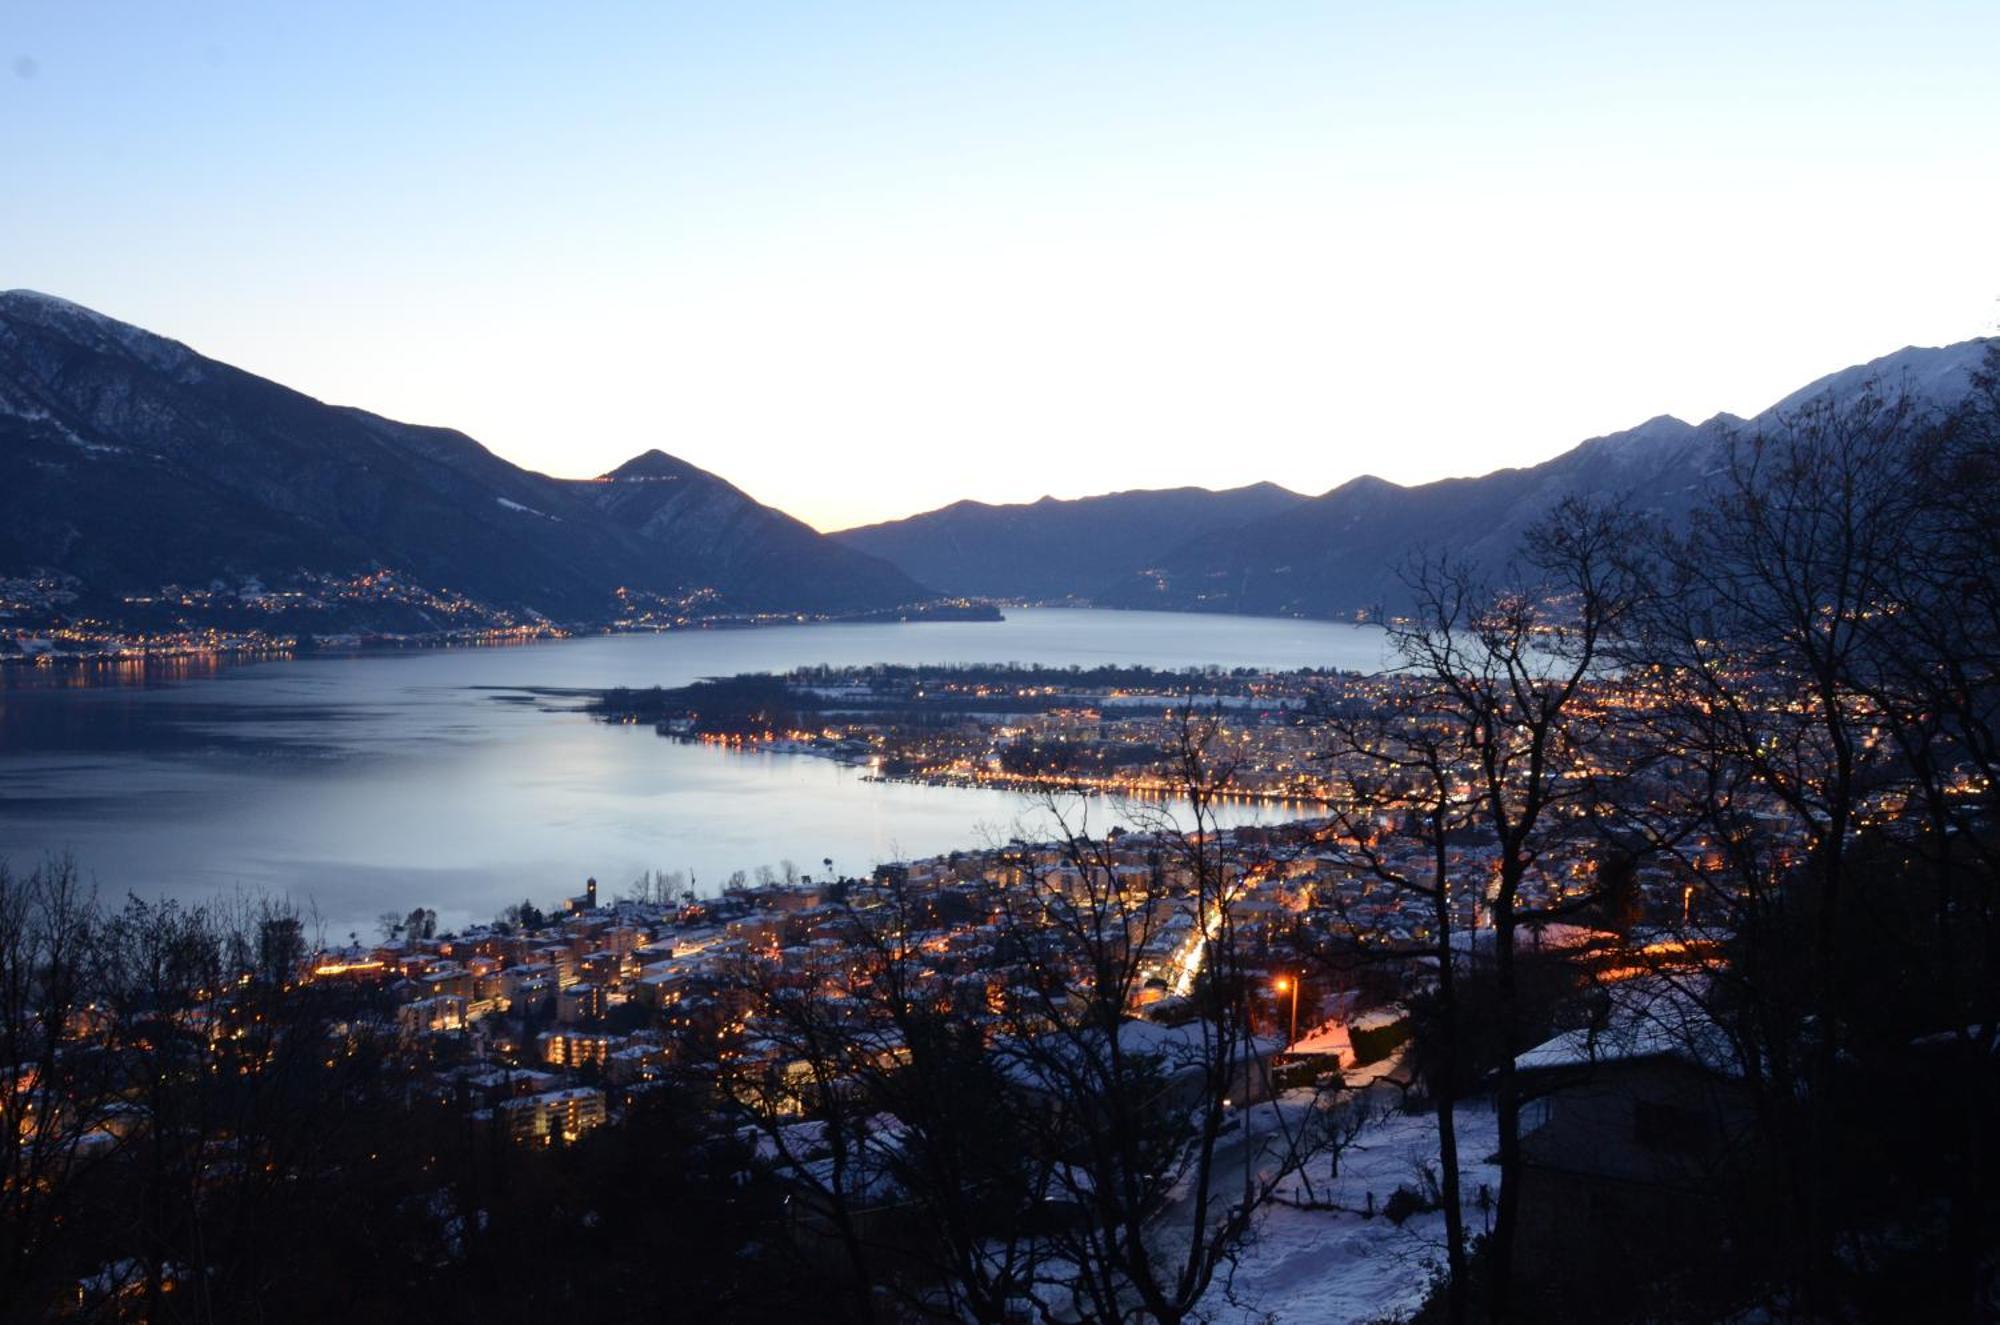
[1276,973,1300,1047]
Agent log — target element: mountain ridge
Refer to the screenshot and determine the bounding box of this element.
[6,290,1989,635]
[838,336,1995,617]
[831,481,1309,601]
[1091,336,1995,617]
[0,290,929,633]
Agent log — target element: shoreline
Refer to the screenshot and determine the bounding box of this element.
[859,767,1319,806]
[0,602,1009,677]
[657,731,1322,808]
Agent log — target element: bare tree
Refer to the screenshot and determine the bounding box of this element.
[1614,389,1916,1309]
[732,705,1345,1323]
[733,877,1050,1324]
[1377,497,1635,1323]
[1608,363,2000,1317]
[1859,352,2000,1316]
[0,856,105,1318]
[1307,674,1484,1325]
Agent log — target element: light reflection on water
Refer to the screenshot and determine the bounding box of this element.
[0,609,1387,937]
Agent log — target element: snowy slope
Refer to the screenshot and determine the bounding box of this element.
[1218,1095,1501,1324]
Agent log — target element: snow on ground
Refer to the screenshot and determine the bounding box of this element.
[1216,1091,1500,1324]
[495,496,558,520]
[0,394,115,453]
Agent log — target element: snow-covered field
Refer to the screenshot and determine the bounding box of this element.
[1214,1094,1500,1324]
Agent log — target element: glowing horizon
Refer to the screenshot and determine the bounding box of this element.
[5,2,1996,531]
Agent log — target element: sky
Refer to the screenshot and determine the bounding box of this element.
[3,2,1997,531]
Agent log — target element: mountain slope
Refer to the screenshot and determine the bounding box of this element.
[1094,338,1997,619]
[568,450,934,611]
[831,483,1306,600]
[0,290,927,627]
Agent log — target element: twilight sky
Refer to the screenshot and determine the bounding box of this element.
[4,2,1996,531]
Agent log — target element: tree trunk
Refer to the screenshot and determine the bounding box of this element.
[1436,1082,1470,1325]
[1486,901,1521,1325]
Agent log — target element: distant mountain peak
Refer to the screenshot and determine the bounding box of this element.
[832,481,1311,600]
[1631,412,1691,434]
[0,289,202,380]
[602,449,701,482]
[1761,337,1996,419]
[1089,336,1996,621]
[1564,413,1701,464]
[0,298,930,621]
[1317,473,1403,502]
[2,289,102,319]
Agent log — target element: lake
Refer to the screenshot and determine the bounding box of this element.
[0,608,1387,938]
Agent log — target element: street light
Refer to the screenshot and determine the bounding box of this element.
[1274,974,1299,1048]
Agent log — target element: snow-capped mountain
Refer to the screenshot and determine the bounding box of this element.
[1083,337,1996,619]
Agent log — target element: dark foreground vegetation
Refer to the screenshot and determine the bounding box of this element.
[0,862,827,1323]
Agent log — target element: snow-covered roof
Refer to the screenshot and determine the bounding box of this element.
[1516,980,1739,1077]
[1286,1020,1352,1059]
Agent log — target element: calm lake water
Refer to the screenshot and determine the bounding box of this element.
[0,609,1387,938]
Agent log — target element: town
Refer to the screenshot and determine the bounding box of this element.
[0,757,1730,1318]
[1,567,1002,667]
[594,662,1406,804]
